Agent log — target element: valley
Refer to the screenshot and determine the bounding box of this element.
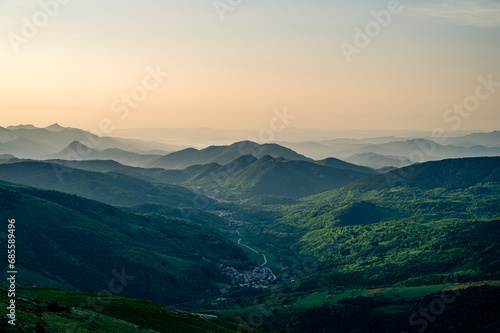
[4,0,500,330]
[0,125,499,332]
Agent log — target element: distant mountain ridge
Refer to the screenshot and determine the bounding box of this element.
[277,131,500,165]
[3,124,500,171]
[0,124,183,159]
[345,152,412,169]
[43,141,164,168]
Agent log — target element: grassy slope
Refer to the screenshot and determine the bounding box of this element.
[0,286,259,333]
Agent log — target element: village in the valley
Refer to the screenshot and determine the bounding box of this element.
[220,265,277,289]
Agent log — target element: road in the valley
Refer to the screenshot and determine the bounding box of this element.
[235,229,276,280]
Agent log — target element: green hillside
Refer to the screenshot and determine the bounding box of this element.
[1,151,499,332]
[250,183,500,289]
[0,184,250,305]
[43,155,374,200]
[175,155,375,199]
[348,156,500,191]
[0,286,258,333]
[0,161,211,208]
[199,158,500,332]
[212,156,369,199]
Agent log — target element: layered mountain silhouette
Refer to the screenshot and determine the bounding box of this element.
[277,131,500,166]
[0,155,375,199]
[2,125,500,170]
[0,124,181,159]
[44,141,164,168]
[345,152,412,169]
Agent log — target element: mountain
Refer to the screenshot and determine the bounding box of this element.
[0,124,183,158]
[0,136,55,158]
[345,152,412,169]
[314,157,376,174]
[348,139,500,162]
[0,183,249,305]
[445,130,500,147]
[149,141,312,169]
[32,152,375,199]
[0,128,18,143]
[46,158,128,172]
[319,136,410,145]
[43,141,164,168]
[176,155,374,199]
[44,122,66,132]
[0,161,210,207]
[6,124,38,130]
[273,141,335,160]
[277,136,500,163]
[0,154,16,160]
[347,156,500,191]
[276,137,416,160]
[91,154,374,199]
[217,156,500,332]
[251,157,500,297]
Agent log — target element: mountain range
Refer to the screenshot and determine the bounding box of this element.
[2,125,500,171]
[277,131,500,167]
[0,124,182,159]
[0,153,376,200]
[0,124,499,332]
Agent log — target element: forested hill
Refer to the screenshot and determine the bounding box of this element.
[347,156,500,191]
[0,161,207,208]
[0,184,250,305]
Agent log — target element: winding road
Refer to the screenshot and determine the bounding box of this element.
[236,229,276,280]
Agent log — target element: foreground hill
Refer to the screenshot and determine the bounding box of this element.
[0,184,250,305]
[0,286,256,333]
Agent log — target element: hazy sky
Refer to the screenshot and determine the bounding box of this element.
[1,0,499,132]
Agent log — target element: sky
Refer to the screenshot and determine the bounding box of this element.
[1,0,499,133]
